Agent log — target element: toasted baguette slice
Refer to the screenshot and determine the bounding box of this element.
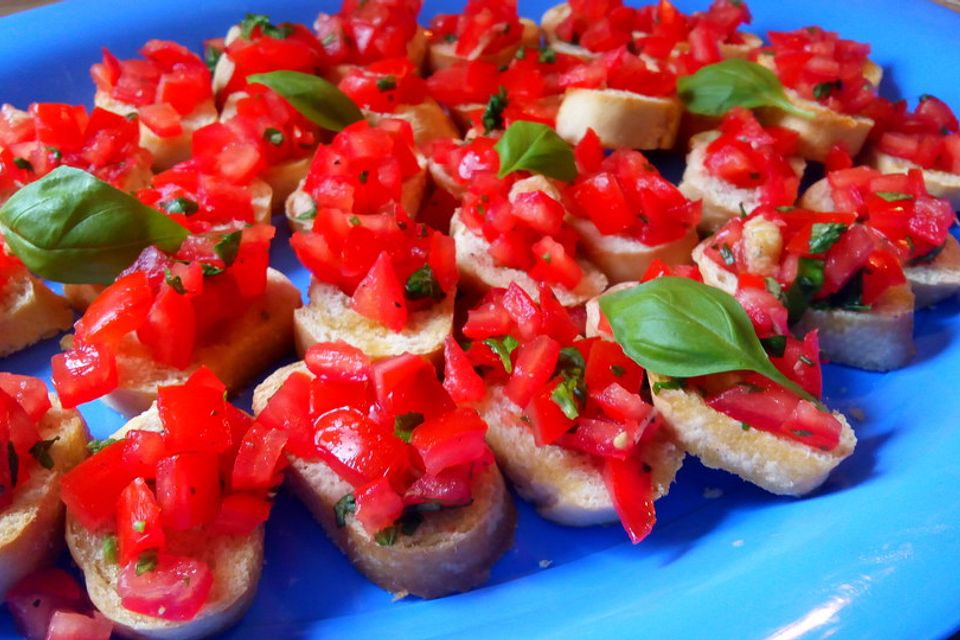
[66,406,263,639]
[285,165,428,233]
[569,218,698,284]
[679,131,807,234]
[477,385,683,525]
[648,372,856,496]
[252,362,516,599]
[755,91,873,162]
[800,177,960,307]
[540,3,597,61]
[363,99,460,148]
[294,280,454,360]
[0,271,74,357]
[426,18,541,72]
[0,397,88,596]
[62,283,104,313]
[556,88,682,150]
[450,210,608,306]
[867,149,960,210]
[91,268,301,417]
[94,93,217,172]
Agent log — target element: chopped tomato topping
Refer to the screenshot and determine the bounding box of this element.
[428,0,524,58]
[339,57,426,114]
[118,554,214,621]
[315,0,422,66]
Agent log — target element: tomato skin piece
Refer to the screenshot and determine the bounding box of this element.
[4,568,89,640]
[351,250,408,331]
[706,383,799,434]
[403,464,476,507]
[313,407,410,488]
[121,429,167,479]
[505,335,561,408]
[603,455,656,544]
[75,272,153,346]
[118,554,213,622]
[230,422,288,492]
[527,383,575,446]
[60,441,135,531]
[593,383,655,423]
[136,283,196,370]
[354,477,405,534]
[256,371,317,460]
[410,407,489,476]
[117,478,166,565]
[212,493,272,536]
[373,353,455,420]
[304,342,371,383]
[157,368,232,455]
[51,342,119,409]
[529,236,583,290]
[442,336,487,403]
[501,283,542,341]
[155,453,221,531]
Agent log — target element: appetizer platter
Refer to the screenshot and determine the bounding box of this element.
[0,0,959,638]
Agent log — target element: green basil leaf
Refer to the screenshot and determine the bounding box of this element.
[101,535,118,564]
[28,437,59,470]
[808,222,847,254]
[248,70,363,132]
[0,166,189,284]
[393,412,424,443]
[785,257,825,323]
[87,437,118,454]
[600,276,816,402]
[874,191,914,202]
[375,526,398,546]
[550,377,582,420]
[494,121,577,182]
[239,13,293,40]
[677,59,815,120]
[404,265,444,301]
[214,231,242,266]
[334,493,356,527]
[482,86,508,135]
[483,336,519,373]
[136,550,158,575]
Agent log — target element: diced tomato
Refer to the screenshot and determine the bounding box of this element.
[304,341,371,383]
[403,464,476,507]
[410,407,488,476]
[75,272,153,346]
[313,407,409,487]
[584,339,645,393]
[706,383,799,434]
[462,301,514,339]
[861,249,906,305]
[231,422,288,491]
[256,371,316,460]
[44,611,113,640]
[139,102,183,138]
[442,336,486,403]
[212,493,272,536]
[157,369,232,455]
[136,283,196,370]
[117,478,166,565]
[501,283,542,340]
[60,441,135,530]
[118,554,213,622]
[770,331,823,399]
[603,455,656,544]
[121,429,167,479]
[0,373,51,422]
[561,415,650,460]
[821,223,876,295]
[574,128,604,174]
[5,569,88,640]
[373,353,455,420]
[593,383,655,423]
[530,236,583,290]
[780,399,843,451]
[526,382,575,446]
[505,335,561,408]
[354,477,404,534]
[570,171,634,235]
[155,453,221,530]
[351,251,407,331]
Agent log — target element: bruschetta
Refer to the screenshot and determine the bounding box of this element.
[425,0,540,72]
[252,345,516,598]
[52,226,301,417]
[91,40,218,171]
[0,375,89,596]
[62,369,280,638]
[0,103,152,205]
[692,205,915,371]
[678,108,806,234]
[455,284,683,539]
[799,165,960,307]
[567,133,700,282]
[753,27,883,161]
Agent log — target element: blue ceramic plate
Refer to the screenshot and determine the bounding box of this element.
[1,0,959,638]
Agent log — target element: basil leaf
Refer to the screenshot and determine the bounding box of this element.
[394,412,424,443]
[87,437,118,454]
[874,191,914,202]
[334,493,356,527]
[136,550,158,575]
[600,277,816,402]
[494,121,577,182]
[551,377,582,420]
[376,76,397,92]
[101,535,118,564]
[161,196,199,216]
[785,258,825,324]
[482,86,508,135]
[375,526,398,546]
[214,231,242,266]
[808,222,847,254]
[0,167,188,284]
[483,336,519,373]
[652,378,686,394]
[404,265,444,301]
[240,13,293,40]
[760,335,787,358]
[677,59,815,120]
[28,437,59,470]
[248,71,363,132]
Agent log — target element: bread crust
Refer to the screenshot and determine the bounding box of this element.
[0,397,88,596]
[94,268,301,417]
[0,272,74,357]
[65,407,263,640]
[294,279,454,360]
[648,373,856,496]
[252,362,516,599]
[556,88,682,150]
[450,210,608,306]
[477,385,683,526]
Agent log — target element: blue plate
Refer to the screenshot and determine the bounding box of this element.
[1,1,960,638]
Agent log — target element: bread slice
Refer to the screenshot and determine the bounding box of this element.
[867,149,960,210]
[556,88,682,150]
[477,385,683,526]
[800,177,960,308]
[293,279,454,360]
[539,3,597,61]
[450,210,608,306]
[363,99,459,148]
[426,18,541,72]
[0,396,88,596]
[65,406,263,639]
[679,131,807,234]
[252,362,516,599]
[569,218,699,284]
[648,372,856,496]
[86,268,301,417]
[94,93,217,172]
[284,165,428,233]
[0,271,74,357]
[62,283,103,312]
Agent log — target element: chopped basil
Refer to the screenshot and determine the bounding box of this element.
[483,336,519,373]
[541,253,552,263]
[813,80,841,100]
[764,276,785,302]
[264,127,285,146]
[791,429,814,438]
[538,46,557,64]
[133,520,146,533]
[514,47,526,60]
[652,378,686,394]
[160,197,199,216]
[358,169,369,184]
[550,377,582,420]
[136,550,158,576]
[240,13,293,40]
[334,493,356,527]
[444,33,457,43]
[102,535,118,564]
[738,202,748,218]
[349,215,361,226]
[874,191,914,202]
[295,200,318,221]
[610,365,625,378]
[164,268,187,294]
[785,257,825,323]
[719,244,735,266]
[201,263,225,277]
[7,442,18,489]
[13,157,33,172]
[482,86,508,135]
[376,76,398,92]
[404,264,445,301]
[214,231,242,266]
[375,526,398,546]
[760,335,787,358]
[87,437,118,454]
[394,412,424,443]
[28,437,59,470]
[741,422,752,431]
[816,271,870,312]
[799,355,815,366]
[46,146,62,161]
[808,222,847,254]
[204,45,222,73]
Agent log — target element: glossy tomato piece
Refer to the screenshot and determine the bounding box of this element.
[304,341,371,383]
[118,554,213,622]
[45,611,113,640]
[584,339,644,394]
[75,272,153,346]
[136,283,196,370]
[538,284,583,343]
[560,416,648,460]
[529,236,583,290]
[313,407,410,487]
[139,102,183,137]
[256,371,316,460]
[403,464,476,507]
[231,422,288,492]
[60,441,135,530]
[781,399,843,451]
[4,568,89,640]
[442,336,486,403]
[155,453,221,531]
[410,407,489,476]
[603,455,656,543]
[157,368,232,455]
[121,429,167,479]
[373,353,455,419]
[505,335,561,408]
[592,383,655,423]
[351,251,407,331]
[117,478,166,565]
[212,493,272,536]
[501,283,542,341]
[527,382,575,446]
[0,373,50,422]
[51,342,119,409]
[354,477,404,534]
